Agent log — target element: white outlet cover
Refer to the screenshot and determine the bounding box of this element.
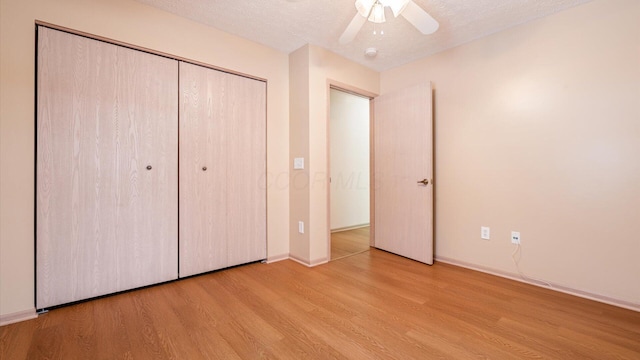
[481,226,490,240]
[511,231,521,244]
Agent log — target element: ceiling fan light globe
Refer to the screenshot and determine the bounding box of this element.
[355,0,375,17]
[368,2,386,23]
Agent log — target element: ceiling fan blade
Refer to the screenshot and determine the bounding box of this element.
[339,13,367,44]
[401,0,439,35]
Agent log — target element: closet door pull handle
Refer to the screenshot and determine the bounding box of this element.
[146,165,152,170]
[202,166,207,171]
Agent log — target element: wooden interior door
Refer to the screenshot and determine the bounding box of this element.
[36,27,179,309]
[179,63,266,277]
[373,82,433,264]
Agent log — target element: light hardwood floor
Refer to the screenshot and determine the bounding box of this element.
[331,226,370,260]
[2,249,639,359]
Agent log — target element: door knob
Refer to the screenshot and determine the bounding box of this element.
[417,179,429,185]
[202,166,207,171]
[146,165,152,170]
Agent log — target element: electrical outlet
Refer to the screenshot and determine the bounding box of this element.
[511,231,521,244]
[481,226,490,240]
[298,221,304,234]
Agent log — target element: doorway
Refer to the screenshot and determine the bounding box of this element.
[329,88,371,261]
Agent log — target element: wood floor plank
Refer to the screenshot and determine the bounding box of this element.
[2,249,639,359]
[93,296,135,360]
[0,319,36,360]
[331,226,370,260]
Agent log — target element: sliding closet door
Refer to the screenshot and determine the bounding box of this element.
[179,62,266,277]
[36,27,178,309]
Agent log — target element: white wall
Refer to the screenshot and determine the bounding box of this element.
[0,0,290,320]
[381,0,640,309]
[330,89,370,230]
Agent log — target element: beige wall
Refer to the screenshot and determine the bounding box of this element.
[289,46,311,263]
[308,46,378,263]
[381,0,640,307]
[3,0,637,321]
[289,45,379,264]
[0,0,290,317]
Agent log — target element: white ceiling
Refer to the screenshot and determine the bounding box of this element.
[136,0,594,71]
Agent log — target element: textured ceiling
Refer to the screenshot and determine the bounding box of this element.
[136,0,594,71]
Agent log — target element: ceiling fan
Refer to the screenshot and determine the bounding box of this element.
[339,0,439,44]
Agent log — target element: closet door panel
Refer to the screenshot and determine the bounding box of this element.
[179,62,266,276]
[226,76,267,267]
[37,27,178,308]
[179,62,228,277]
[37,28,118,308]
[113,40,178,289]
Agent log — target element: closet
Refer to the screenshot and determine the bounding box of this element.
[36,26,266,309]
[179,63,266,277]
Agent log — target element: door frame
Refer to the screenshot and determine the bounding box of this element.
[326,81,378,260]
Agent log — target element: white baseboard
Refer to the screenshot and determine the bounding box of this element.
[435,256,640,313]
[309,257,328,267]
[331,223,370,233]
[266,253,289,264]
[0,308,38,327]
[288,254,328,267]
[288,254,311,266]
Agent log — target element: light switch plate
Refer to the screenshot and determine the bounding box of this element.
[293,157,304,170]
